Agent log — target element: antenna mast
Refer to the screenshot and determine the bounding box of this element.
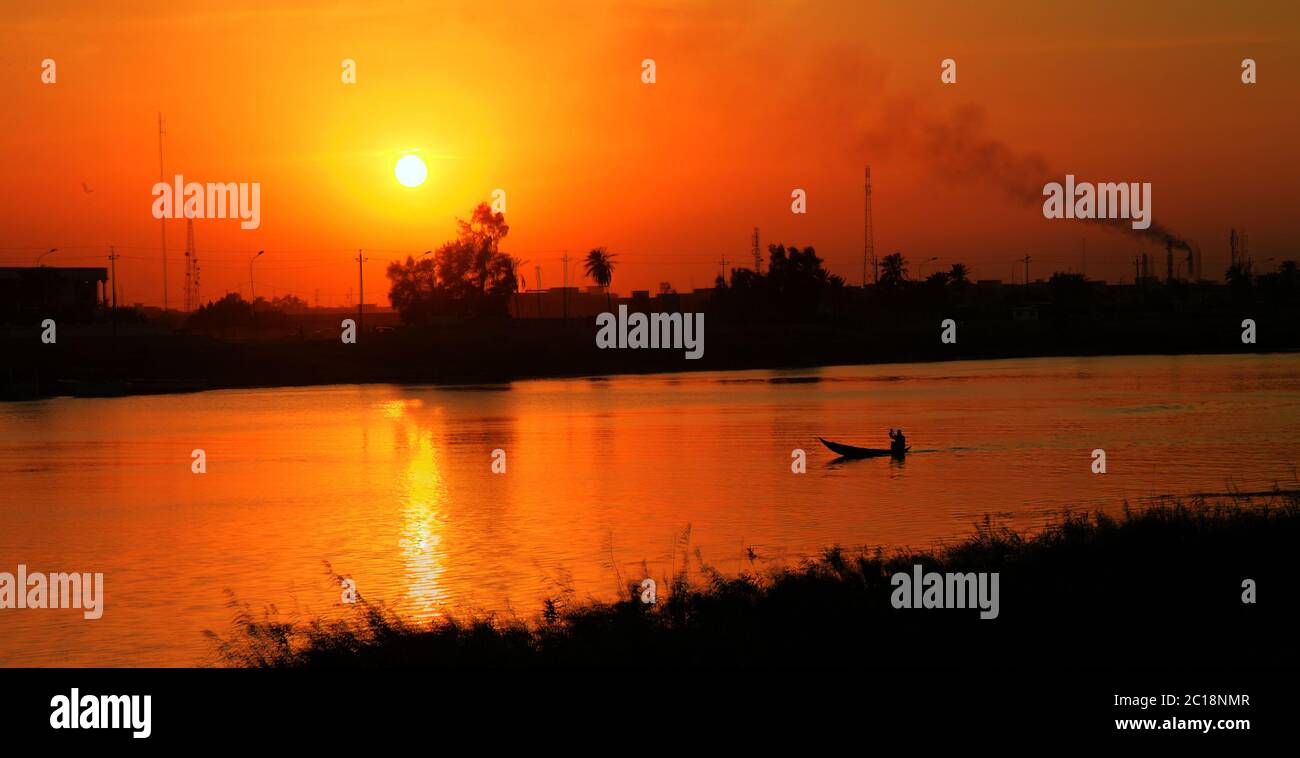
[183,217,199,310]
[158,112,169,312]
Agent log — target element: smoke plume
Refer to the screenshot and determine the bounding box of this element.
[866,100,1192,252]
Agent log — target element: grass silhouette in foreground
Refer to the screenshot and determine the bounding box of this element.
[208,492,1300,667]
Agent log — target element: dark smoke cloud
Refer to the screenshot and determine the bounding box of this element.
[864,99,1191,251]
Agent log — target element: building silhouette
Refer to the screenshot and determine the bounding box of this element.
[0,266,108,323]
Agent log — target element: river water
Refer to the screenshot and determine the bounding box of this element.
[2,353,1297,665]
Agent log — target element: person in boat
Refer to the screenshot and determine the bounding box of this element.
[890,428,907,454]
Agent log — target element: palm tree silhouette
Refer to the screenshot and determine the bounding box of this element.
[879,252,908,290]
[584,247,618,311]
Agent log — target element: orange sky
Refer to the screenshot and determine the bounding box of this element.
[2,0,1298,306]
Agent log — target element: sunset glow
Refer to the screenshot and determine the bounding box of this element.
[3,1,1297,306]
[2,1,1299,734]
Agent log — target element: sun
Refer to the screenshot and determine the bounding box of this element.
[394,154,428,188]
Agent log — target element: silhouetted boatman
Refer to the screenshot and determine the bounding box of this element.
[888,428,907,455]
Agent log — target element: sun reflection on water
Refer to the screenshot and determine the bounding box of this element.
[396,416,449,619]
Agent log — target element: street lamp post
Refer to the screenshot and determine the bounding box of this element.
[36,248,58,267]
[250,250,264,324]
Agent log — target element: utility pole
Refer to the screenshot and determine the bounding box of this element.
[193,247,201,309]
[511,258,522,319]
[718,254,730,285]
[752,227,761,273]
[561,250,569,320]
[1081,238,1087,278]
[158,112,168,313]
[1133,255,1140,286]
[1020,254,1031,292]
[356,250,368,334]
[864,166,875,286]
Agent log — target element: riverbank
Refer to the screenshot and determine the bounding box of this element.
[208,492,1300,667]
[6,309,1296,400]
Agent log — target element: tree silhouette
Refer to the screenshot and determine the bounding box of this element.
[879,252,909,290]
[387,202,518,323]
[1256,259,1298,304]
[270,294,308,312]
[713,243,842,321]
[584,247,617,311]
[948,263,970,288]
[1225,261,1253,302]
[187,292,291,333]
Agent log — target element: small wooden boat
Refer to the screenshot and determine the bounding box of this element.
[818,437,908,459]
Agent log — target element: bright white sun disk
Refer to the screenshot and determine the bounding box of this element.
[395,155,428,187]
